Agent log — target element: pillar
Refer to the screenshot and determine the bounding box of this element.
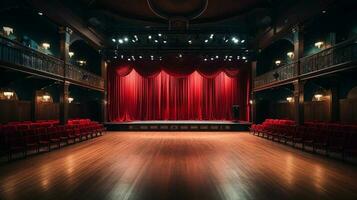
[101,58,108,123]
[293,80,306,125]
[59,27,72,125]
[330,85,340,122]
[251,61,257,123]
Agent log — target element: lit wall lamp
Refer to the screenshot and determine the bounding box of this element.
[3,27,13,36]
[249,100,253,105]
[314,41,324,49]
[3,91,14,99]
[287,52,294,59]
[275,60,282,66]
[314,94,323,101]
[68,52,74,58]
[42,94,51,102]
[41,43,50,50]
[68,97,74,103]
[286,96,294,103]
[78,60,87,66]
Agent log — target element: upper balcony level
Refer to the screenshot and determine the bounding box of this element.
[254,37,357,91]
[0,35,104,91]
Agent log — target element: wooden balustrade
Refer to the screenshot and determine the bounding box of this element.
[0,35,104,90]
[254,37,357,90]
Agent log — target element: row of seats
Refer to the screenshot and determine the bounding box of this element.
[0,119,106,160]
[250,119,357,159]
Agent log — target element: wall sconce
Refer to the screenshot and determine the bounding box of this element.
[68,97,74,103]
[41,43,50,50]
[3,91,14,99]
[286,97,294,103]
[287,52,294,59]
[42,94,51,102]
[3,27,13,36]
[314,94,323,101]
[78,60,87,66]
[68,52,74,58]
[275,60,282,66]
[314,41,324,49]
[249,100,253,105]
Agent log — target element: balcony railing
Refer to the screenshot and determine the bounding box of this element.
[254,37,357,89]
[254,62,298,88]
[300,38,357,75]
[66,63,104,89]
[0,35,104,90]
[0,35,64,77]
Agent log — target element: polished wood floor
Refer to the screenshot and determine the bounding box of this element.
[1,132,357,200]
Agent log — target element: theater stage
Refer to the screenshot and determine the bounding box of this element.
[105,120,251,131]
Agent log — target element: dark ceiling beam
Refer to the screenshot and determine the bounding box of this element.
[27,0,105,48]
[256,0,335,50]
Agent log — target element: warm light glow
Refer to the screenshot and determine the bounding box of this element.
[42,95,51,102]
[78,60,87,66]
[275,60,282,66]
[287,52,294,59]
[42,43,50,50]
[314,94,323,101]
[314,41,324,49]
[286,97,294,102]
[68,97,74,103]
[3,27,13,36]
[68,52,74,58]
[3,91,14,99]
[249,100,253,105]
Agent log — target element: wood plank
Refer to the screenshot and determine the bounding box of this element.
[0,132,357,200]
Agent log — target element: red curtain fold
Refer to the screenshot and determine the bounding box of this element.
[108,63,251,122]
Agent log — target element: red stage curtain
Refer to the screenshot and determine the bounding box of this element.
[108,64,250,122]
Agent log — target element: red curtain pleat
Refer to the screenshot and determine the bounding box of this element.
[108,68,250,122]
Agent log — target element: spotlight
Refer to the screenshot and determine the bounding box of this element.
[163,40,167,44]
[242,56,246,60]
[178,54,183,58]
[118,39,124,44]
[158,33,162,37]
[112,38,116,42]
[148,35,152,39]
[124,37,128,42]
[204,58,207,61]
[38,12,43,16]
[188,40,192,44]
[139,56,143,59]
[241,40,245,43]
[154,40,158,43]
[275,60,282,66]
[204,39,209,43]
[210,34,214,39]
[132,39,136,43]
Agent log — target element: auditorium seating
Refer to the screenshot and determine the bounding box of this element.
[0,119,106,160]
[250,119,357,160]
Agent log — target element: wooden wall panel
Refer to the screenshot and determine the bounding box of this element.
[0,100,31,123]
[304,100,331,122]
[340,99,357,123]
[36,103,59,120]
[270,102,295,120]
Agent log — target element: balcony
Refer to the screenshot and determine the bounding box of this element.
[0,35,104,91]
[254,62,298,89]
[254,37,357,90]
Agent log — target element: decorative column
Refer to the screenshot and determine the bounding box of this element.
[293,80,306,125]
[330,85,340,122]
[59,27,72,125]
[101,57,108,123]
[251,61,257,123]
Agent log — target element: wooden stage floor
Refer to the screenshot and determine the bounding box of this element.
[1,132,357,200]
